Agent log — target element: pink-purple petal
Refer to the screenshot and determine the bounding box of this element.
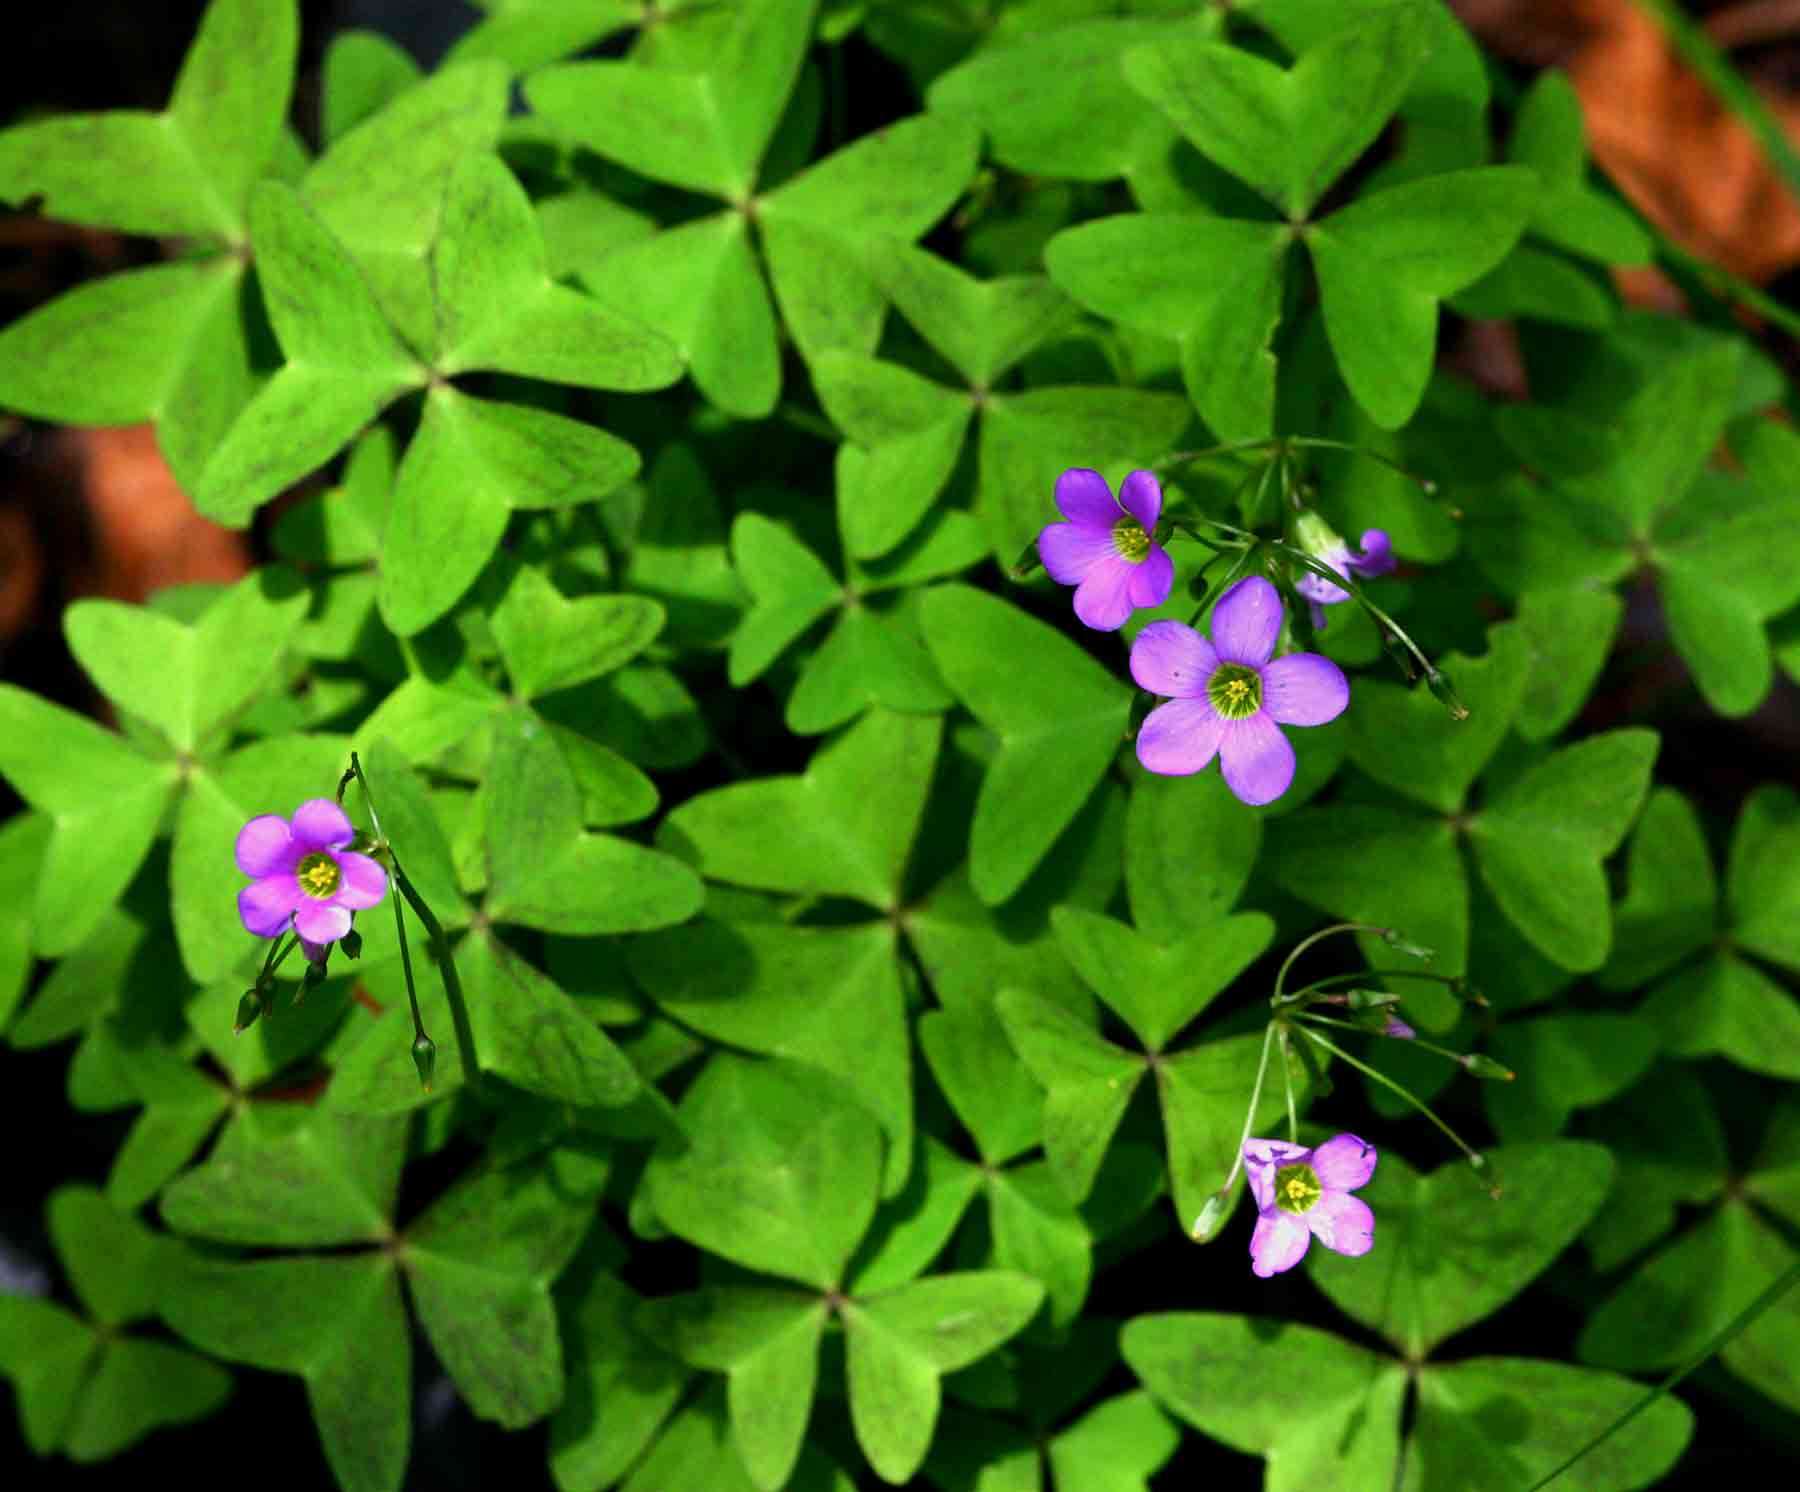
[235,814,296,877]
[1353,529,1395,576]
[1037,520,1116,585]
[1262,652,1350,727]
[1117,469,1162,530]
[1210,576,1283,666]
[1127,544,1174,609]
[333,851,388,910]
[293,900,352,945]
[239,875,302,938]
[1308,1192,1375,1258]
[1130,620,1217,699]
[1243,1138,1312,1212]
[1218,712,1296,806]
[1311,1133,1378,1192]
[291,798,355,851]
[1054,467,1119,528]
[1250,1210,1312,1277]
[1136,697,1225,776]
[1072,555,1137,631]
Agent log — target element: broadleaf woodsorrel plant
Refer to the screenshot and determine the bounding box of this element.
[2,0,1799,1488]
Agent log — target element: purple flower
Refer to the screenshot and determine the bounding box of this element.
[1037,468,1174,631]
[1292,512,1394,629]
[236,798,387,957]
[1243,1133,1377,1278]
[1129,575,1349,806]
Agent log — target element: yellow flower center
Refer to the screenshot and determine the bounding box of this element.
[1111,516,1150,563]
[1274,1162,1322,1214]
[296,851,341,900]
[1207,663,1263,720]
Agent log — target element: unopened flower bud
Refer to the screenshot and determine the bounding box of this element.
[234,987,265,1035]
[1191,1190,1231,1241]
[1427,668,1469,721]
[340,928,363,960]
[412,1035,438,1092]
[1460,1053,1514,1081]
[1381,929,1435,962]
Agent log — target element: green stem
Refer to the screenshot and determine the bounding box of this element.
[1278,1026,1299,1142]
[1273,922,1386,1003]
[1653,230,1800,342]
[1218,1022,1279,1196]
[390,876,428,1052]
[393,864,480,1093]
[1285,436,1438,493]
[1296,1026,1487,1168]
[1525,1253,1800,1491]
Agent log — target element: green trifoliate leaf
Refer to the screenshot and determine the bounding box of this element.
[644,1056,882,1290]
[550,1271,691,1492]
[1051,906,1273,1052]
[484,708,703,935]
[1124,1313,1407,1490]
[0,686,176,959]
[0,258,243,426]
[0,0,297,238]
[811,352,974,559]
[0,814,48,1031]
[162,1252,411,1492]
[640,1289,827,1492]
[319,31,421,144]
[431,154,681,390]
[785,595,954,736]
[1513,586,1626,742]
[65,567,308,754]
[195,182,423,523]
[727,513,843,685]
[1048,1389,1181,1492]
[871,242,1078,389]
[402,1150,604,1428]
[1640,952,1800,1080]
[302,61,509,351]
[1410,1356,1691,1492]
[843,1271,1045,1484]
[1483,1013,1658,1141]
[379,387,640,635]
[1045,212,1289,443]
[1125,768,1261,942]
[582,214,779,417]
[1308,167,1538,429]
[446,0,641,71]
[159,1109,406,1248]
[847,1137,983,1298]
[1582,1065,1728,1271]
[1122,4,1432,219]
[47,1186,166,1328]
[1506,71,1653,265]
[926,16,1209,182]
[1308,1143,1615,1358]
[488,562,664,702]
[996,987,1142,1204]
[1728,783,1800,971]
[921,585,1130,905]
[8,905,157,1050]
[1581,1200,1800,1414]
[632,918,913,1191]
[985,1158,1095,1327]
[759,113,980,364]
[1469,728,1659,971]
[1344,624,1528,814]
[1598,787,1717,992]
[526,0,816,199]
[660,709,940,911]
[919,1004,1044,1169]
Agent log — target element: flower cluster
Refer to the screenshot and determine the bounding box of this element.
[236,798,387,960]
[1034,463,1411,808]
